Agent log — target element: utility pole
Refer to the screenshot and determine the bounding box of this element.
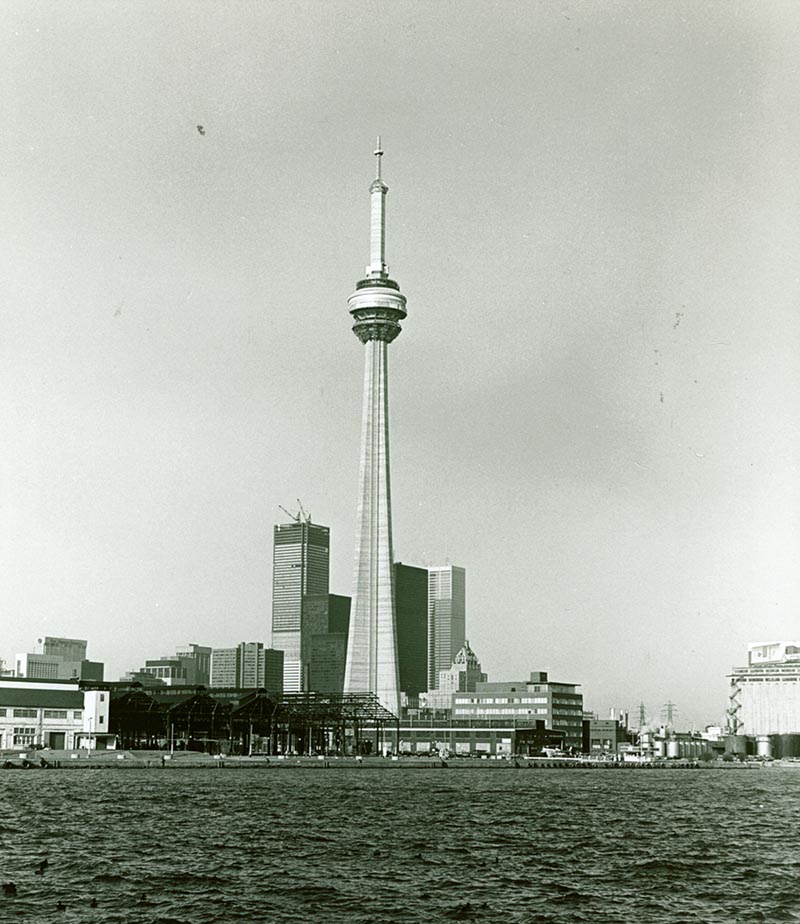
[661,701,678,726]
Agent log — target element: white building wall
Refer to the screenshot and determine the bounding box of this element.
[740,678,800,735]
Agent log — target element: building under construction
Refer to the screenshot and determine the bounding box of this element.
[87,682,398,756]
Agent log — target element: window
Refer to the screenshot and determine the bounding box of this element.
[73,711,83,720]
[43,710,68,719]
[13,727,37,746]
[99,716,104,723]
[13,708,37,719]
[0,709,6,717]
[99,694,105,702]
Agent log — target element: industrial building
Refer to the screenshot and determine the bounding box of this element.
[728,641,800,736]
[385,718,565,758]
[0,677,111,750]
[451,672,584,750]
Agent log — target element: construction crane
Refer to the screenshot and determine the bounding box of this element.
[278,499,312,524]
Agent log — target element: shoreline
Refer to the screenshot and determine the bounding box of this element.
[2,749,793,771]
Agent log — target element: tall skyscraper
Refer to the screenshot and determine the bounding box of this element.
[427,566,466,689]
[271,520,330,691]
[394,562,428,700]
[343,140,407,716]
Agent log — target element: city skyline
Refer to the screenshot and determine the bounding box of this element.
[2,3,797,728]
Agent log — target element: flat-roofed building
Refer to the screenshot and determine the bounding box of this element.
[303,594,351,693]
[16,636,104,682]
[451,672,584,750]
[210,643,284,692]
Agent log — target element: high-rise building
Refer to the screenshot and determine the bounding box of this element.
[394,562,428,700]
[303,593,351,693]
[343,140,408,717]
[209,648,239,687]
[261,648,284,693]
[271,520,330,691]
[210,642,284,692]
[174,644,212,686]
[427,566,466,689]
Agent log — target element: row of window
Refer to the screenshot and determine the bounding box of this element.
[454,696,550,705]
[0,709,83,719]
[453,708,549,717]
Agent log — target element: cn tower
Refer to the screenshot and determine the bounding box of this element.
[343,139,406,716]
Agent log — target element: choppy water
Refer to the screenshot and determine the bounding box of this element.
[1,767,799,924]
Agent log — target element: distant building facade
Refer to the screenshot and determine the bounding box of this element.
[582,717,628,754]
[421,642,487,710]
[15,636,104,682]
[271,521,330,692]
[394,563,428,700]
[174,644,212,686]
[210,643,283,692]
[427,566,466,689]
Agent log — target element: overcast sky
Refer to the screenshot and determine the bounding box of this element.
[1,1,797,727]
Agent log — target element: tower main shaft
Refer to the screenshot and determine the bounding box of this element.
[343,140,407,717]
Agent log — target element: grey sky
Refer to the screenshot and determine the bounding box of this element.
[1,1,797,727]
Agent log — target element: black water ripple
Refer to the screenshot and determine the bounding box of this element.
[2,768,799,923]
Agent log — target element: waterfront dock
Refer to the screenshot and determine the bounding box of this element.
[2,749,791,770]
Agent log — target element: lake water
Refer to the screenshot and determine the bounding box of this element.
[1,767,798,924]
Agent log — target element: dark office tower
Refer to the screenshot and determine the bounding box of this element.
[262,648,284,693]
[272,520,330,691]
[327,594,352,636]
[302,593,351,693]
[394,563,428,700]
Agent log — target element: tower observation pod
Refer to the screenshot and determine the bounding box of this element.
[343,138,407,717]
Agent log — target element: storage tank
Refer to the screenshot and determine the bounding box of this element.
[726,734,748,756]
[666,739,680,759]
[756,736,772,759]
[776,734,800,759]
[654,739,666,758]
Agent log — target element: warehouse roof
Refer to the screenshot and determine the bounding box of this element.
[0,688,84,708]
